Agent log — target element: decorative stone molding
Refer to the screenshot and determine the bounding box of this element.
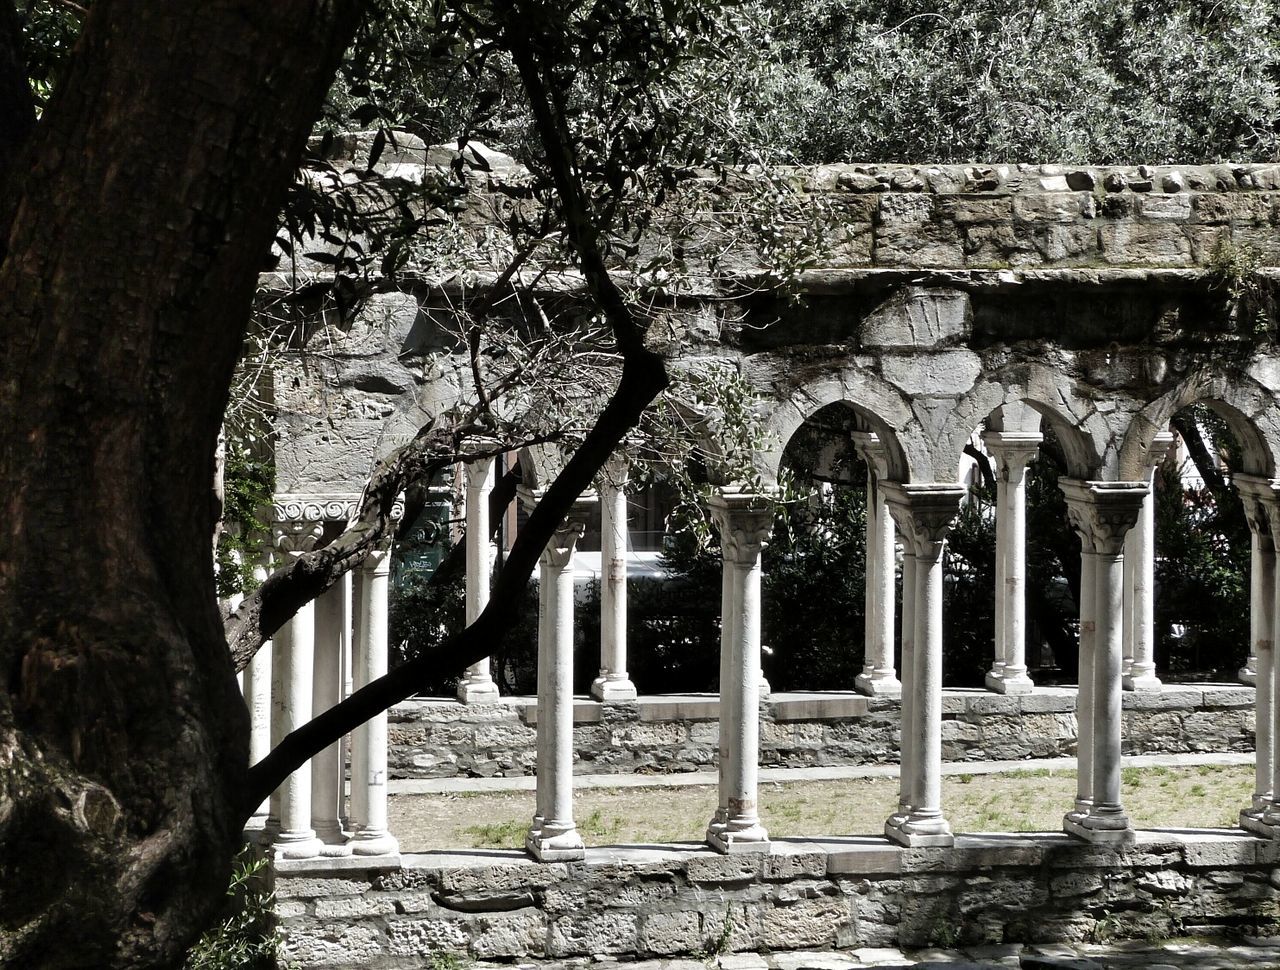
[273,493,406,524]
[1059,479,1148,556]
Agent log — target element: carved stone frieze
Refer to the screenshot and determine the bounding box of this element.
[1059,479,1148,556]
[273,493,405,524]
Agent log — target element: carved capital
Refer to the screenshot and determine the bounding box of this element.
[361,545,393,575]
[1235,473,1280,548]
[464,456,495,493]
[707,487,778,566]
[1144,430,1175,471]
[518,487,597,568]
[598,454,630,493]
[272,518,324,557]
[1059,479,1147,556]
[984,431,1042,487]
[849,431,891,480]
[879,482,966,559]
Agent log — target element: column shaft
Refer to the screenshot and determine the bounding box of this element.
[1124,468,1161,691]
[990,466,1008,684]
[525,494,592,861]
[708,558,737,839]
[311,582,350,853]
[895,553,918,819]
[854,436,900,698]
[276,597,322,858]
[593,464,637,701]
[244,625,272,829]
[459,458,500,703]
[1073,552,1097,817]
[349,549,398,856]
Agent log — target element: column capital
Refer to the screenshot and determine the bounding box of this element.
[880,482,966,558]
[1059,479,1147,556]
[707,488,777,566]
[983,430,1042,484]
[1235,474,1280,547]
[849,431,891,479]
[519,487,596,568]
[272,518,324,556]
[598,453,631,491]
[1143,430,1175,469]
[464,454,496,492]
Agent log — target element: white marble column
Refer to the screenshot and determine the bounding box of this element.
[707,523,740,843]
[525,492,595,862]
[852,434,901,698]
[1124,433,1172,692]
[889,550,918,828]
[706,489,774,854]
[1236,476,1277,833]
[244,548,273,832]
[1251,497,1280,839]
[458,457,501,703]
[272,517,325,860]
[1061,479,1146,844]
[1071,550,1098,820]
[348,545,399,857]
[984,432,1041,694]
[593,457,638,701]
[311,581,351,855]
[882,483,965,848]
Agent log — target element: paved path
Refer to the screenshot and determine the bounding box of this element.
[462,939,1280,969]
[389,750,1255,795]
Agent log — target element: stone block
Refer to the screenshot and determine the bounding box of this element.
[470,911,546,958]
[385,916,469,956]
[881,350,981,396]
[547,911,639,956]
[313,895,398,919]
[1021,691,1077,714]
[1200,686,1256,709]
[1097,223,1193,265]
[765,850,829,880]
[686,852,765,884]
[1183,836,1259,867]
[939,197,1014,224]
[279,921,385,968]
[640,910,703,955]
[761,895,850,948]
[771,695,868,721]
[703,902,766,952]
[859,287,971,348]
[275,876,375,899]
[1140,194,1193,221]
[1012,193,1092,224]
[440,861,568,894]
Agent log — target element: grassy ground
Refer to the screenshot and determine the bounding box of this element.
[388,763,1256,852]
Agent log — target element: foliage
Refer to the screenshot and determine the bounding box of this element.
[1207,238,1276,336]
[183,850,282,970]
[734,0,1280,165]
[215,444,276,600]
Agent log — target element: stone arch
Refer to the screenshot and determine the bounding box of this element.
[756,369,925,484]
[944,363,1117,480]
[514,442,565,491]
[1119,367,1280,478]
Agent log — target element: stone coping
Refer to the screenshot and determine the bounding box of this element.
[392,684,1255,725]
[274,828,1280,880]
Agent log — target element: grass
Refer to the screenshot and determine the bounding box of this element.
[391,763,1256,852]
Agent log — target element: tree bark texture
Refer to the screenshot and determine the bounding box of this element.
[0,2,362,967]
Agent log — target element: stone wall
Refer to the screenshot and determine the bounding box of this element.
[274,831,1280,967]
[387,686,1255,781]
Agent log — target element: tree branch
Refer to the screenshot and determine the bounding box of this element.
[242,0,672,814]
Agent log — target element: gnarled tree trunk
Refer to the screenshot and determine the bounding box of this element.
[0,3,362,966]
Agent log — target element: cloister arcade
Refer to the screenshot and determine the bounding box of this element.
[249,156,1280,957]
[247,347,1280,862]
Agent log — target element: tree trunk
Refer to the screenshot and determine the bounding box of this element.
[0,3,362,967]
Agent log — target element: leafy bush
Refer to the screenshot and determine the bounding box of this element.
[184,849,281,970]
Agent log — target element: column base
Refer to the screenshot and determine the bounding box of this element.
[854,672,902,698]
[1063,812,1133,845]
[314,824,353,857]
[1240,663,1258,686]
[1240,811,1280,839]
[986,669,1034,695]
[274,832,325,860]
[349,832,400,857]
[457,679,501,704]
[706,821,770,855]
[884,814,953,847]
[1122,672,1163,692]
[591,676,638,702]
[526,822,585,861]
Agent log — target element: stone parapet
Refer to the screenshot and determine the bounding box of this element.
[274,830,1280,967]
[387,686,1256,781]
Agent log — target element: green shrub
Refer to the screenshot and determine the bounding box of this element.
[184,849,281,970]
